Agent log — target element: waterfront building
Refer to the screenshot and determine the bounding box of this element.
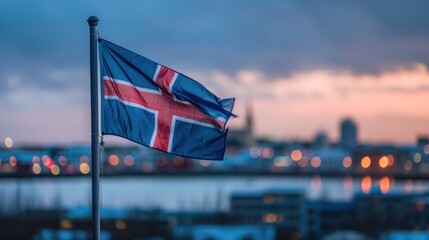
[340,118,357,150]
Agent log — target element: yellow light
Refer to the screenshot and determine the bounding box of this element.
[115,220,126,230]
[379,156,388,168]
[33,164,41,174]
[108,155,120,166]
[59,219,74,229]
[361,156,371,168]
[4,137,13,148]
[291,150,302,161]
[343,156,352,168]
[311,156,321,168]
[51,165,60,175]
[80,163,90,174]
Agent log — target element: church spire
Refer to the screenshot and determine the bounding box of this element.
[245,101,253,136]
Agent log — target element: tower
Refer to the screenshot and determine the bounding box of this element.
[226,101,255,148]
[340,118,357,150]
[245,102,253,137]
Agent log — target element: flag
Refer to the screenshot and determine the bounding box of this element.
[99,39,235,160]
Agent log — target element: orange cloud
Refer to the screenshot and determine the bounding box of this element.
[204,63,429,144]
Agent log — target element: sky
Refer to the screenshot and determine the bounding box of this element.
[1,0,429,146]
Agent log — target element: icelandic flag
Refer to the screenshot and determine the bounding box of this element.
[99,39,235,160]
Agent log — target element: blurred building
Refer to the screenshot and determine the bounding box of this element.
[313,131,329,150]
[227,102,255,149]
[340,118,357,150]
[229,189,304,239]
[301,201,355,239]
[354,191,409,235]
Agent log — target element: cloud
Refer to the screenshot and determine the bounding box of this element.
[1,0,429,145]
[1,0,429,86]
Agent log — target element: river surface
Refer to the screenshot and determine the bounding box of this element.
[0,176,428,212]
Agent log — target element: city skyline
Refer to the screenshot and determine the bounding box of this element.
[1,1,429,146]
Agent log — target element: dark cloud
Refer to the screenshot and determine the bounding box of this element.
[1,0,429,93]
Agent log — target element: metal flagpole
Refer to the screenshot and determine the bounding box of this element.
[87,16,101,240]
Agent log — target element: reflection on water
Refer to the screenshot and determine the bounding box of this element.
[404,179,414,193]
[379,176,391,194]
[310,174,321,190]
[361,176,372,194]
[343,175,353,191]
[0,176,427,211]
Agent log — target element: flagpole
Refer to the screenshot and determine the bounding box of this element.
[87,16,101,240]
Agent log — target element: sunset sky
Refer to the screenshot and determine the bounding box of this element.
[1,1,429,146]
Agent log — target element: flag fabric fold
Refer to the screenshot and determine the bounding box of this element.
[99,39,235,160]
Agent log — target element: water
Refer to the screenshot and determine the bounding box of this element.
[0,176,428,212]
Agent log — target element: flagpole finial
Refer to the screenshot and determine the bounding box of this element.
[87,16,99,26]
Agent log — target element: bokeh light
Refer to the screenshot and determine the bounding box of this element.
[379,156,388,168]
[310,156,321,168]
[33,164,41,174]
[124,155,134,167]
[4,137,13,148]
[80,163,90,174]
[290,150,302,161]
[9,156,17,167]
[58,156,68,166]
[361,156,371,169]
[263,213,278,223]
[115,220,126,230]
[59,219,74,229]
[404,160,413,171]
[413,153,421,163]
[343,156,352,168]
[51,165,60,175]
[108,155,120,166]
